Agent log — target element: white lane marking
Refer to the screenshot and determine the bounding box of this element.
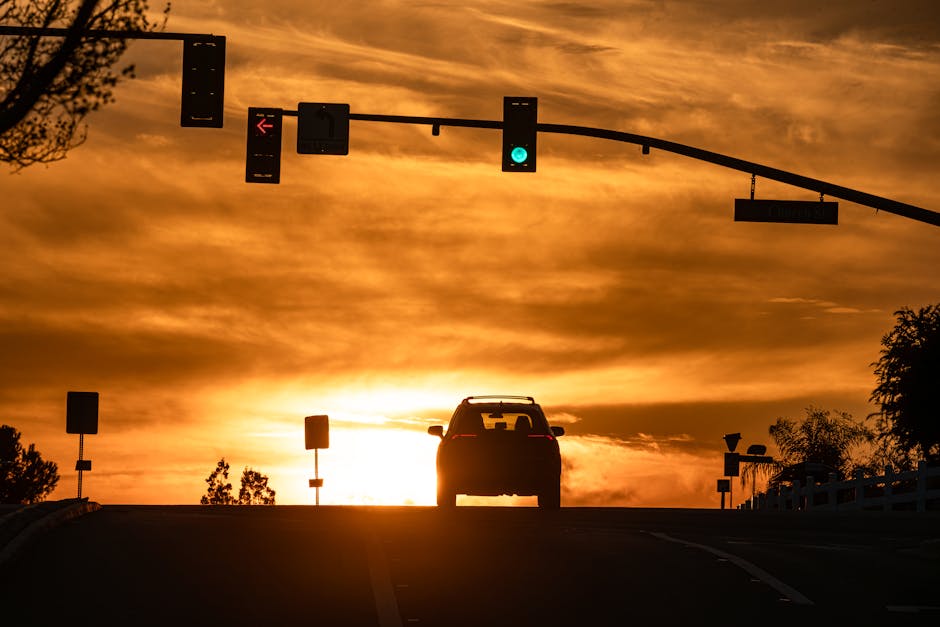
[365,532,404,627]
[728,540,864,553]
[886,605,940,614]
[648,531,814,606]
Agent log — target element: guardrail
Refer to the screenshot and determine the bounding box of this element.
[740,461,940,512]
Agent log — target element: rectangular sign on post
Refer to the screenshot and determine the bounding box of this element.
[304,415,330,450]
[724,452,740,477]
[735,199,838,225]
[66,391,99,434]
[717,479,730,493]
[297,103,350,155]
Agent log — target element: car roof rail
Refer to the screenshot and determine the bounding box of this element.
[463,395,536,404]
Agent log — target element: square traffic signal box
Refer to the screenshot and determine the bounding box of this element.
[297,103,350,155]
[66,391,99,434]
[246,107,283,184]
[502,96,537,172]
[180,36,225,128]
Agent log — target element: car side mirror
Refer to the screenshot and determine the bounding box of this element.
[428,425,444,439]
[551,426,565,437]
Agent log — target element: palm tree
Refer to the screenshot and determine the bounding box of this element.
[740,452,779,497]
[767,406,873,487]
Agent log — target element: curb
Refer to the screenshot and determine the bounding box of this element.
[0,499,101,567]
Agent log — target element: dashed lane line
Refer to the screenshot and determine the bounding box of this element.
[886,605,940,614]
[648,531,814,606]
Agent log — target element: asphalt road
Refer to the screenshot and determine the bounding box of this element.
[2,506,938,626]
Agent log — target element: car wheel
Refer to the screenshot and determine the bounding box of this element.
[437,482,456,507]
[538,483,561,509]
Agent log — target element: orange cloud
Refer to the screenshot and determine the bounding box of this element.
[2,1,937,506]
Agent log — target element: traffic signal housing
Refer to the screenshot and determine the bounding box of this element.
[502,96,537,172]
[180,36,225,128]
[245,107,283,184]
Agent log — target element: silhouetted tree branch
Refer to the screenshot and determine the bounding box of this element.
[740,456,779,493]
[870,304,940,464]
[0,0,169,169]
[0,424,59,504]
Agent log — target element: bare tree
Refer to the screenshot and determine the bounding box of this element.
[0,0,169,168]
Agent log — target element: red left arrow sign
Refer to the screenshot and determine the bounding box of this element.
[256,118,275,134]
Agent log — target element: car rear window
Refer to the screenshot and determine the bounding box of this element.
[452,408,550,434]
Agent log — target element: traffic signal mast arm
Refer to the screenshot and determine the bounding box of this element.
[279,108,940,227]
[1,26,226,128]
[538,123,940,228]
[0,26,221,42]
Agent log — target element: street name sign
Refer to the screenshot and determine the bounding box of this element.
[735,199,838,225]
[740,454,774,464]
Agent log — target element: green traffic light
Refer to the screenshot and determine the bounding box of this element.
[510,146,529,164]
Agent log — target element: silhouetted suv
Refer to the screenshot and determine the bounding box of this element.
[427,396,565,508]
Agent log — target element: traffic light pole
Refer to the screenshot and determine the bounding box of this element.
[279,109,940,227]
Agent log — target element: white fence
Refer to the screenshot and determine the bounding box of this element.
[740,461,940,512]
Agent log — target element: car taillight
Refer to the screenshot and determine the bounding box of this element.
[451,434,478,439]
[528,434,555,440]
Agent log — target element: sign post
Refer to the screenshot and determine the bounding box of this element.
[717,479,731,509]
[722,433,743,509]
[66,391,99,499]
[304,415,330,506]
[720,432,775,510]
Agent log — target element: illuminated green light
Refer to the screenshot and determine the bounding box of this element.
[510,146,529,164]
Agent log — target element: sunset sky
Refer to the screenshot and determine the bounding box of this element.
[2,0,938,507]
